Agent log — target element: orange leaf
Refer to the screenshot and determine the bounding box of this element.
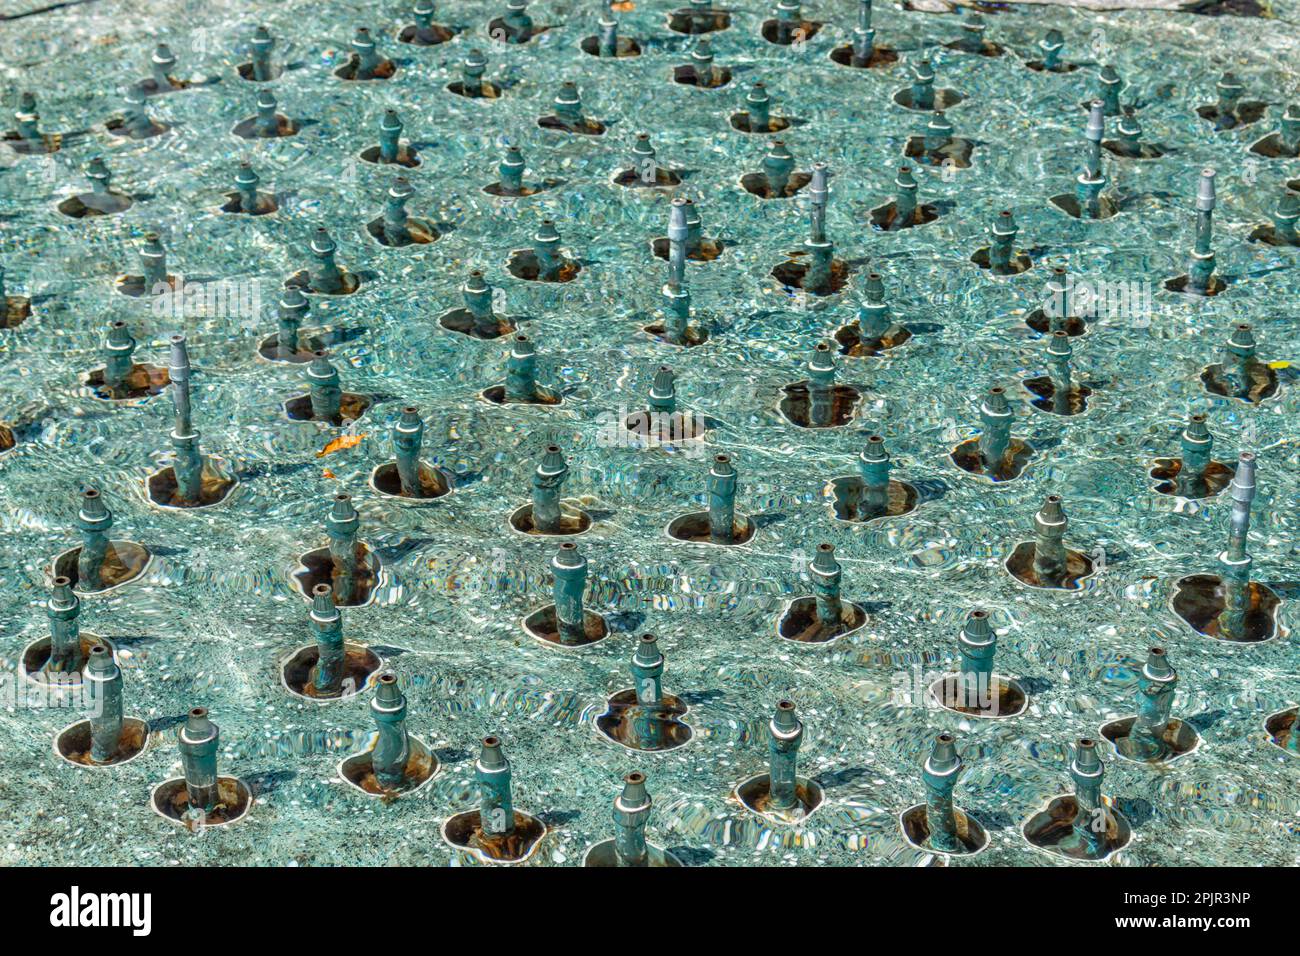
[317,434,366,458]
[611,1,634,9]
[322,469,336,479]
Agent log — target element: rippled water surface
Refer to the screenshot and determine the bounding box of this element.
[1,0,1298,866]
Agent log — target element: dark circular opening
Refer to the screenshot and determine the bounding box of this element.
[546,444,560,453]
[515,334,529,343]
[937,731,954,743]
[312,583,332,597]
[312,349,327,359]
[379,673,396,685]
[868,272,882,281]
[1046,494,1062,503]
[145,231,159,241]
[989,386,1004,395]
[483,735,500,747]
[559,541,577,551]
[470,270,483,278]
[1191,413,1206,423]
[90,644,109,655]
[110,320,126,329]
[335,494,350,503]
[815,342,831,351]
[640,633,656,643]
[777,699,795,711]
[404,405,418,414]
[868,434,884,444]
[715,453,730,464]
[190,707,207,718]
[83,488,100,499]
[817,542,833,552]
[1150,646,1165,656]
[1000,210,1011,217]
[625,771,646,784]
[1079,737,1095,748]
[52,575,71,587]
[971,609,988,619]
[1237,323,1250,331]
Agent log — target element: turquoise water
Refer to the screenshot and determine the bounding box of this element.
[0,0,1297,865]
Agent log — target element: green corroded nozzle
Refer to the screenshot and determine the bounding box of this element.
[99,322,135,390]
[988,209,1017,271]
[631,632,665,706]
[921,731,962,851]
[531,444,568,533]
[326,492,360,560]
[235,162,260,213]
[121,84,155,138]
[140,231,167,291]
[648,364,676,413]
[630,132,656,183]
[858,434,891,519]
[255,90,279,136]
[612,771,652,865]
[505,334,539,402]
[76,487,113,592]
[1281,103,1300,154]
[762,139,795,197]
[378,109,402,163]
[690,38,716,84]
[805,163,832,290]
[977,385,1012,474]
[852,0,875,66]
[150,43,177,89]
[1273,189,1300,242]
[477,734,515,835]
[413,0,435,29]
[956,11,986,53]
[383,176,414,246]
[308,227,344,294]
[86,156,113,194]
[1039,28,1063,70]
[306,351,342,422]
[1116,112,1143,154]
[923,112,953,152]
[857,271,891,340]
[806,341,837,426]
[892,165,918,228]
[1131,647,1176,759]
[957,609,994,704]
[394,406,424,497]
[371,672,410,788]
[598,2,619,57]
[767,699,804,812]
[553,81,585,127]
[746,82,771,132]
[1068,737,1105,850]
[1216,72,1243,114]
[250,25,275,81]
[309,583,344,695]
[277,287,309,358]
[15,91,40,140]
[462,270,493,324]
[1047,331,1073,412]
[552,541,588,641]
[178,707,220,812]
[168,333,193,441]
[665,198,690,320]
[1032,494,1069,586]
[810,543,843,629]
[351,27,384,78]
[46,576,82,673]
[532,219,564,279]
[706,453,737,543]
[498,140,525,193]
[1096,64,1122,115]
[503,0,533,37]
[1177,413,1212,495]
[462,48,488,95]
[910,60,936,110]
[1081,99,1105,184]
[86,644,123,763]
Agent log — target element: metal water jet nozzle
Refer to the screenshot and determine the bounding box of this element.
[234,162,260,213]
[977,385,1013,474]
[277,288,309,359]
[309,583,344,695]
[378,110,403,163]
[168,334,203,505]
[46,577,82,673]
[531,445,568,533]
[497,141,525,194]
[1068,738,1105,853]
[857,434,890,518]
[85,645,124,762]
[957,609,995,704]
[1032,495,1069,586]
[612,771,653,865]
[552,542,589,642]
[1176,413,1212,497]
[851,0,875,66]
[325,493,361,603]
[1039,28,1064,70]
[1187,168,1217,293]
[988,209,1018,272]
[383,176,414,245]
[370,672,410,788]
[921,732,963,852]
[746,82,772,132]
[707,453,737,544]
[394,406,424,497]
[810,543,843,630]
[178,707,220,811]
[910,60,936,110]
[307,351,342,422]
[76,487,113,591]
[477,735,515,836]
[250,25,275,81]
[505,334,540,402]
[1223,451,1256,569]
[767,700,804,812]
[804,162,833,290]
[148,43,179,91]
[1096,65,1122,115]
[1076,100,1107,215]
[1130,647,1177,759]
[307,227,345,293]
[649,364,677,413]
[630,633,665,709]
[255,90,280,137]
